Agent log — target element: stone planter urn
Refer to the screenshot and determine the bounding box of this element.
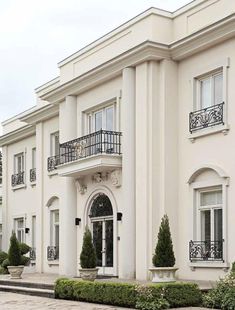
[149,267,178,283]
[79,268,99,281]
[7,265,24,279]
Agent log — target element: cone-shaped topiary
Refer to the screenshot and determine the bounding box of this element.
[153,214,175,267]
[8,232,21,266]
[80,226,97,268]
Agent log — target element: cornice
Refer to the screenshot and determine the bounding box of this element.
[41,41,170,104]
[0,125,36,147]
[20,104,59,124]
[41,12,235,104]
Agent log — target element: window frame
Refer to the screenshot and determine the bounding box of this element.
[50,209,59,248]
[14,217,25,243]
[14,152,24,174]
[50,132,60,157]
[32,147,36,169]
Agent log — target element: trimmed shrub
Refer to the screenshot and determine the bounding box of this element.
[0,251,8,265]
[80,226,96,269]
[19,243,31,255]
[152,215,175,267]
[20,256,30,266]
[8,232,21,266]
[0,266,8,274]
[2,258,9,269]
[203,269,235,309]
[55,278,202,309]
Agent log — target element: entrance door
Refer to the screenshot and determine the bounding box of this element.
[89,194,114,275]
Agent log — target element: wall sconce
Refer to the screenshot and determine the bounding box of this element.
[117,212,122,221]
[25,228,30,234]
[75,218,81,226]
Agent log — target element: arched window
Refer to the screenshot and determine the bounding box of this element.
[89,194,113,218]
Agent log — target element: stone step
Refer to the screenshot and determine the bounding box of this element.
[0,279,54,290]
[0,284,54,298]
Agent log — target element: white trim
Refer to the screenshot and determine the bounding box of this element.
[188,165,229,184]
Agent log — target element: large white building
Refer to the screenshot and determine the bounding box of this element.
[1,0,235,282]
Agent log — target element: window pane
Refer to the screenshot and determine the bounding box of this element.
[17,219,24,229]
[214,209,223,241]
[55,226,59,247]
[200,190,222,206]
[54,211,59,223]
[55,134,60,156]
[200,78,211,108]
[0,224,2,233]
[214,73,223,105]
[32,148,36,169]
[201,210,211,242]
[106,107,114,131]
[95,111,102,131]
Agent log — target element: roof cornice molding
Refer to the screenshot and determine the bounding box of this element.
[41,12,235,104]
[41,41,170,103]
[20,104,59,124]
[0,125,36,147]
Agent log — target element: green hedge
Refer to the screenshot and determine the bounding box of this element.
[55,279,202,309]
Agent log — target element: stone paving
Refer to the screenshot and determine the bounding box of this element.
[0,292,132,310]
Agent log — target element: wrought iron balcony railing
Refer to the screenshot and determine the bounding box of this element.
[30,247,36,260]
[189,240,224,262]
[30,168,36,182]
[189,102,224,133]
[11,171,24,187]
[47,246,59,261]
[47,155,60,172]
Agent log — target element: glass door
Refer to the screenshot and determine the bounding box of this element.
[92,218,114,275]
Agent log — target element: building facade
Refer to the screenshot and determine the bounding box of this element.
[1,0,235,281]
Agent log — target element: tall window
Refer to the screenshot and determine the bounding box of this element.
[51,210,59,249]
[15,218,24,243]
[87,105,115,133]
[32,148,36,169]
[32,216,36,249]
[198,71,223,109]
[50,132,60,156]
[198,189,223,242]
[14,153,24,174]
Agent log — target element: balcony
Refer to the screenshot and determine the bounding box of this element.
[189,240,224,262]
[189,102,224,133]
[47,246,59,261]
[30,168,36,183]
[48,130,122,177]
[11,172,24,187]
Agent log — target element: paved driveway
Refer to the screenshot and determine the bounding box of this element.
[0,292,132,310]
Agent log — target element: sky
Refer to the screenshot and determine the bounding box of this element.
[0,0,191,124]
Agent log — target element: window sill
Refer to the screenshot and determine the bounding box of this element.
[12,184,26,191]
[47,170,58,177]
[188,124,230,143]
[47,260,59,266]
[189,261,230,271]
[30,182,36,187]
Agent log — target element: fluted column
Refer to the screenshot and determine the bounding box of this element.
[119,67,136,279]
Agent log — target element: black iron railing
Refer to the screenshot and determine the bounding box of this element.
[30,248,36,260]
[47,246,59,261]
[11,171,24,187]
[30,168,36,182]
[47,155,60,172]
[189,102,224,133]
[189,240,224,262]
[60,130,122,165]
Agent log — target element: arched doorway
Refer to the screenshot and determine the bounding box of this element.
[89,193,114,275]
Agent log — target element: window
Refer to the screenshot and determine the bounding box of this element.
[14,153,24,174]
[32,216,36,249]
[15,218,24,243]
[0,224,2,250]
[32,148,36,169]
[51,210,59,249]
[87,105,115,133]
[198,71,223,109]
[199,189,223,242]
[50,132,60,156]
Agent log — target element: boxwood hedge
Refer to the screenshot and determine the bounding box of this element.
[55,278,202,309]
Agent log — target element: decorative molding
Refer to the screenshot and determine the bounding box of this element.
[20,104,59,125]
[0,125,36,147]
[75,178,87,195]
[110,169,122,187]
[92,172,108,183]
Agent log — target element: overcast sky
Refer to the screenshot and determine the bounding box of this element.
[0,0,190,124]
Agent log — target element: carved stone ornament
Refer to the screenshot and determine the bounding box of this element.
[110,169,122,187]
[75,178,87,195]
[93,172,108,183]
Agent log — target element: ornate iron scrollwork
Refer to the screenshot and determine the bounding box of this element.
[11,172,24,187]
[30,168,36,182]
[189,240,223,262]
[47,246,59,261]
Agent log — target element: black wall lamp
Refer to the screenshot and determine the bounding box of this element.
[75,218,81,226]
[25,228,30,234]
[117,212,123,221]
